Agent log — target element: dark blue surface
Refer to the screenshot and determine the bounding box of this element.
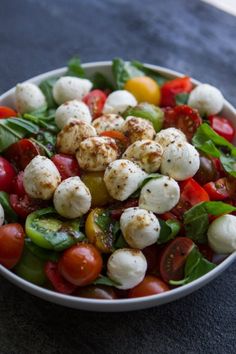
[0,0,236,353]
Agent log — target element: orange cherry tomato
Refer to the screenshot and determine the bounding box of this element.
[124,76,161,105]
[0,106,17,118]
[128,275,169,298]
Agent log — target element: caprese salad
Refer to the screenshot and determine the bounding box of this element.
[0,57,236,300]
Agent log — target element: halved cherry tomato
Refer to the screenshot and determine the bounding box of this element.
[203,177,231,200]
[0,106,17,118]
[0,157,16,192]
[160,77,192,107]
[209,115,235,142]
[159,212,179,221]
[0,223,25,269]
[45,261,77,294]
[75,285,117,299]
[58,243,103,286]
[110,199,139,220]
[83,89,107,119]
[160,237,194,283]
[9,194,46,219]
[100,130,129,154]
[142,244,162,275]
[11,171,25,196]
[51,154,80,180]
[4,139,41,170]
[128,275,169,298]
[81,171,112,207]
[194,154,218,185]
[164,105,202,140]
[124,76,161,105]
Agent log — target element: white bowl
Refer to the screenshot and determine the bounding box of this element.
[0,62,236,312]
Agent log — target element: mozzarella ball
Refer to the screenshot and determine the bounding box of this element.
[15,83,46,114]
[122,139,163,173]
[120,207,160,249]
[121,116,155,143]
[103,90,137,114]
[188,83,224,116]
[23,156,61,200]
[92,114,124,134]
[104,159,147,201]
[107,248,147,289]
[56,120,97,155]
[207,214,236,254]
[139,176,180,214]
[53,76,92,105]
[55,100,92,129]
[161,141,200,181]
[155,128,187,149]
[76,137,118,171]
[0,203,4,226]
[53,176,91,218]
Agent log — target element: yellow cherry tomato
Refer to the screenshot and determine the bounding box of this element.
[81,171,113,207]
[124,76,161,105]
[85,208,114,253]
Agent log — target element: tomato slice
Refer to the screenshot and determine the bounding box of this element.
[160,77,192,107]
[164,105,202,140]
[4,139,41,170]
[160,237,194,282]
[0,106,17,118]
[51,154,80,180]
[9,194,46,219]
[100,130,129,153]
[110,199,139,220]
[83,89,107,119]
[45,261,77,294]
[203,177,231,201]
[209,115,235,142]
[11,171,25,196]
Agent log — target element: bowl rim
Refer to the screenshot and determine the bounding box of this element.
[1,61,236,310]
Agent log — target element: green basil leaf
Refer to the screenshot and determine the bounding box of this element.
[93,275,120,287]
[139,173,162,189]
[39,78,58,109]
[66,56,86,78]
[220,155,236,177]
[204,201,236,215]
[7,118,40,135]
[95,210,112,233]
[0,191,18,222]
[25,238,59,262]
[112,58,144,89]
[92,72,115,91]
[175,93,189,105]
[130,60,168,86]
[187,256,216,283]
[157,219,181,244]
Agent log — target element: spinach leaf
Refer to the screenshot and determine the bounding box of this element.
[92,72,115,91]
[93,275,120,287]
[39,78,58,109]
[25,238,59,262]
[0,191,18,222]
[66,56,86,78]
[175,93,189,105]
[112,58,144,89]
[157,219,181,244]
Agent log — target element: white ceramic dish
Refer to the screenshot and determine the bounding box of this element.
[0,62,236,312]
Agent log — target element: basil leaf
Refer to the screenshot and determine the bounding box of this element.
[95,210,112,233]
[204,201,236,215]
[139,173,162,189]
[219,155,236,177]
[114,233,129,249]
[112,58,144,89]
[157,219,181,244]
[92,72,114,91]
[130,60,168,86]
[93,275,120,287]
[25,238,59,262]
[0,191,18,222]
[66,56,85,78]
[175,93,189,105]
[39,78,58,109]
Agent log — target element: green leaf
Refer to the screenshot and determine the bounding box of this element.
[219,155,236,177]
[95,210,112,233]
[25,239,59,262]
[92,72,114,91]
[130,60,168,86]
[204,201,236,215]
[39,78,58,109]
[175,93,190,105]
[112,58,144,89]
[93,275,120,287]
[157,219,181,244]
[114,233,129,249]
[0,191,18,222]
[66,56,85,78]
[139,173,162,189]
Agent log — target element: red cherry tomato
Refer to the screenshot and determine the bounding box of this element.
[0,157,16,192]
[203,178,230,201]
[83,89,107,119]
[100,130,129,146]
[160,237,194,283]
[209,115,235,142]
[75,285,117,299]
[128,275,170,298]
[11,171,25,196]
[51,154,80,180]
[160,77,192,107]
[45,261,77,294]
[0,223,25,269]
[4,139,41,170]
[164,105,202,140]
[9,194,46,218]
[59,243,103,286]
[110,199,139,220]
[142,244,162,275]
[0,106,17,118]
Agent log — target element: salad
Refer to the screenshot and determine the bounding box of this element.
[0,57,236,301]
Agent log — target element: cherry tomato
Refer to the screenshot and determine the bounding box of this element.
[164,105,202,140]
[212,157,226,178]
[160,77,192,107]
[159,212,179,221]
[100,130,129,154]
[0,106,17,118]
[110,199,139,220]
[51,154,80,180]
[0,223,25,269]
[75,285,117,299]
[45,261,77,294]
[160,237,194,282]
[58,243,103,286]
[81,171,112,207]
[142,244,161,275]
[11,171,25,196]
[203,178,231,201]
[0,157,16,192]
[194,154,218,185]
[83,89,107,119]
[124,76,161,105]
[209,115,235,142]
[4,139,41,170]
[128,275,169,298]
[9,194,46,218]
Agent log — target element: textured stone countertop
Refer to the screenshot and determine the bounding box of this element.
[0,0,236,353]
